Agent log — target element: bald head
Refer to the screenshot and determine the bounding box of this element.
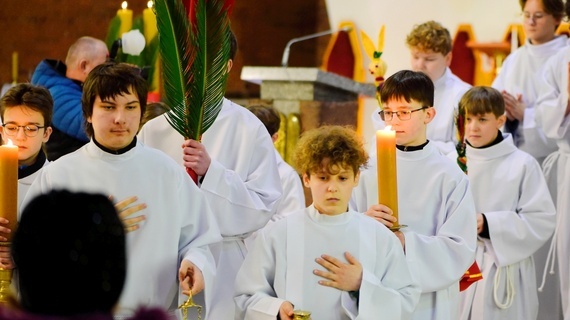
[65,36,109,82]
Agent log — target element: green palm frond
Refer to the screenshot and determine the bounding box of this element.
[105,16,122,51]
[155,0,230,140]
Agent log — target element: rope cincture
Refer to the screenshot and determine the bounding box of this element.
[493,265,515,309]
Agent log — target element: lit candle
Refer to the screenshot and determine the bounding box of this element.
[376,126,399,228]
[0,140,18,241]
[117,1,133,37]
[510,25,518,53]
[11,52,18,85]
[143,1,158,45]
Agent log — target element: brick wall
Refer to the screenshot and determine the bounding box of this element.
[0,0,329,99]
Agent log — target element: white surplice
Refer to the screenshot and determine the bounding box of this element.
[492,36,567,163]
[350,142,477,320]
[535,45,570,319]
[22,141,222,319]
[138,98,282,320]
[235,205,421,320]
[369,67,471,157]
[17,158,48,210]
[458,134,555,320]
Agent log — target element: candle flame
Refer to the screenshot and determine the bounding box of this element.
[5,139,14,146]
[122,1,128,10]
[384,125,392,131]
[147,0,153,8]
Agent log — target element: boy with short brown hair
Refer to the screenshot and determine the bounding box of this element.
[457,86,555,319]
[352,70,477,320]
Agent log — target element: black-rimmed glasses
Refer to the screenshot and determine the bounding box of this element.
[378,106,429,121]
[2,124,46,137]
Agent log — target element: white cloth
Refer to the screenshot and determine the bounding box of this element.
[245,150,305,249]
[138,98,282,320]
[350,142,477,320]
[370,68,471,156]
[17,158,48,211]
[492,36,567,163]
[458,134,556,320]
[235,205,421,320]
[535,45,570,319]
[271,149,305,222]
[22,141,222,318]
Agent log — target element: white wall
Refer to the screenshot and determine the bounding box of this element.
[324,0,521,149]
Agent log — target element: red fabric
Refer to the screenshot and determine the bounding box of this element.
[450,31,475,85]
[460,261,483,291]
[323,31,355,79]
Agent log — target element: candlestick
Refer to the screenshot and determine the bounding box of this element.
[143,1,158,45]
[376,126,399,229]
[117,1,133,37]
[510,25,518,53]
[11,52,18,85]
[0,139,18,303]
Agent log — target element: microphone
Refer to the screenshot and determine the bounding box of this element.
[281,26,352,67]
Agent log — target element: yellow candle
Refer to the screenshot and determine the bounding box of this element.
[11,52,18,85]
[510,25,518,53]
[0,140,18,241]
[143,1,158,45]
[376,126,399,228]
[117,1,133,37]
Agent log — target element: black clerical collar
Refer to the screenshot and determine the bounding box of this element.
[93,136,137,155]
[19,151,46,179]
[467,130,503,149]
[397,140,429,152]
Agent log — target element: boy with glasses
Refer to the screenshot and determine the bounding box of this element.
[370,21,471,157]
[0,84,53,213]
[492,0,566,165]
[351,70,477,320]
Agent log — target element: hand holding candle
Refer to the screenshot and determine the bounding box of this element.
[376,126,399,229]
[0,140,18,242]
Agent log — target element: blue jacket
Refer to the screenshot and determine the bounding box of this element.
[31,60,88,160]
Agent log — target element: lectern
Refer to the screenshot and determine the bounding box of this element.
[240,66,376,131]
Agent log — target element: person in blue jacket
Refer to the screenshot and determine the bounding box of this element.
[31,36,108,160]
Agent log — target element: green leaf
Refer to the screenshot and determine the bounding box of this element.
[155,0,230,140]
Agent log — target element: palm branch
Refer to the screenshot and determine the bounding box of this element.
[155,0,230,141]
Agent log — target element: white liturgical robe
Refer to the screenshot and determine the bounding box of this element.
[351,142,477,320]
[235,205,421,320]
[23,141,221,318]
[458,134,555,320]
[138,98,282,319]
[535,45,570,319]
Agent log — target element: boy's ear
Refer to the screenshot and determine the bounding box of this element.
[42,126,53,143]
[424,106,436,124]
[302,173,311,188]
[354,171,361,186]
[445,52,452,67]
[497,113,507,129]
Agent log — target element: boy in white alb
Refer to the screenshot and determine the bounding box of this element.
[0,84,53,270]
[351,70,477,320]
[456,86,555,320]
[371,21,471,157]
[535,44,570,318]
[492,0,567,164]
[138,31,282,320]
[23,62,221,319]
[235,125,420,320]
